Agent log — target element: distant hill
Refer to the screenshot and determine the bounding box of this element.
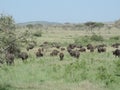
[17,21,62,26]
[16,20,118,27]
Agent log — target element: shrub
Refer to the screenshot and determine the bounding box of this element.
[114,60,120,77]
[84,22,104,30]
[96,65,115,86]
[90,34,104,41]
[33,30,42,37]
[0,83,11,90]
[109,36,120,41]
[0,14,25,62]
[0,14,15,31]
[64,60,87,82]
[26,24,33,29]
[74,36,91,45]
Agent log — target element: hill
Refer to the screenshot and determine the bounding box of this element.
[17,21,62,26]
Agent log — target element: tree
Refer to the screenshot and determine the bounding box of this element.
[0,14,34,64]
[0,14,19,63]
[114,19,120,28]
[0,14,15,31]
[26,24,33,29]
[84,22,104,30]
[0,14,16,47]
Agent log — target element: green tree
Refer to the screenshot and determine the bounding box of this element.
[0,14,19,63]
[114,19,120,28]
[0,14,15,31]
[0,14,16,47]
[26,24,33,29]
[84,22,104,30]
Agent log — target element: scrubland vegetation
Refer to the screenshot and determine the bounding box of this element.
[0,14,120,90]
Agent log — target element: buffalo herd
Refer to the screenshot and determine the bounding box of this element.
[36,48,43,57]
[2,42,120,65]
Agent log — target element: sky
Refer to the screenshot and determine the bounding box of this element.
[0,0,120,23]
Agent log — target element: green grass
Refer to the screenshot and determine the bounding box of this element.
[0,52,120,90]
[0,27,120,90]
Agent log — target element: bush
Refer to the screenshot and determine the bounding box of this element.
[109,36,120,41]
[96,65,115,86]
[0,83,11,90]
[74,36,91,45]
[64,60,87,82]
[0,14,15,31]
[0,14,24,62]
[114,60,120,77]
[33,30,42,37]
[84,22,104,30]
[90,34,104,41]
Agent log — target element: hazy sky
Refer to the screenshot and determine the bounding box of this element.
[0,0,120,23]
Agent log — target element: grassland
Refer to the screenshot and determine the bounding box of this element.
[0,26,120,90]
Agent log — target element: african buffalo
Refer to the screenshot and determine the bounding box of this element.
[79,48,86,52]
[36,48,43,57]
[68,44,76,49]
[61,47,65,51]
[26,44,34,51]
[87,44,93,50]
[113,49,120,57]
[59,52,64,60]
[90,48,94,52]
[18,52,28,61]
[50,49,59,56]
[112,43,120,48]
[97,47,106,53]
[74,50,80,59]
[69,50,80,59]
[5,53,14,65]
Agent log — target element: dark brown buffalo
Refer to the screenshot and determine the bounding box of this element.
[87,44,93,50]
[68,44,76,49]
[69,50,75,57]
[5,53,14,65]
[67,46,72,53]
[113,49,120,57]
[87,44,95,52]
[89,46,95,52]
[38,47,44,52]
[56,45,60,49]
[26,44,34,51]
[50,50,59,56]
[69,50,80,59]
[112,43,120,48]
[61,47,65,51]
[74,50,80,59]
[6,43,16,54]
[36,48,43,57]
[79,48,86,52]
[90,48,94,52]
[76,45,83,48]
[6,44,21,56]
[18,52,28,61]
[38,48,42,53]
[97,47,106,53]
[59,52,64,60]
[36,52,43,57]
